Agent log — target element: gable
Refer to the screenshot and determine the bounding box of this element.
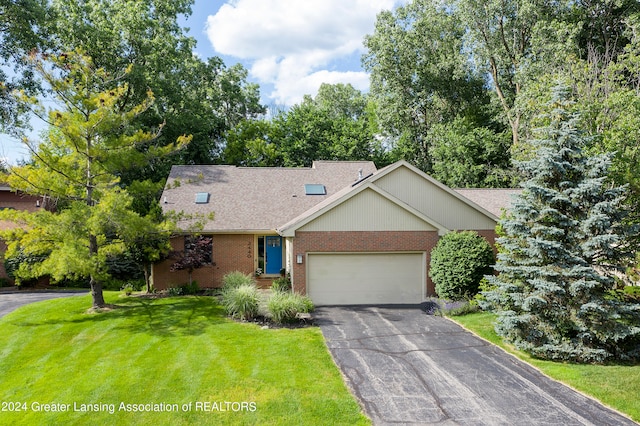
[299,188,438,232]
[374,164,497,230]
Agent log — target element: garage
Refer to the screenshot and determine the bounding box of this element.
[307,252,426,305]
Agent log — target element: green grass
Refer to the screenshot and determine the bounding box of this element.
[451,312,640,422]
[0,292,369,425]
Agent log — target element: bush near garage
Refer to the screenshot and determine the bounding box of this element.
[429,231,495,300]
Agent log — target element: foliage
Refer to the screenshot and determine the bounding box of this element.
[0,0,50,135]
[429,117,516,188]
[221,283,259,321]
[180,280,200,295]
[169,235,212,285]
[429,231,495,300]
[271,276,292,293]
[267,291,314,324]
[0,50,182,308]
[166,286,183,297]
[223,83,388,168]
[484,87,640,363]
[363,0,498,172]
[221,270,255,289]
[121,282,134,295]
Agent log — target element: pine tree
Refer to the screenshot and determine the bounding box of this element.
[484,86,640,363]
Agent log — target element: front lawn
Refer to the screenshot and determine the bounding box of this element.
[0,292,369,425]
[452,312,640,422]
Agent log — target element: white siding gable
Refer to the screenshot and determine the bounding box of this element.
[299,188,437,232]
[374,165,497,230]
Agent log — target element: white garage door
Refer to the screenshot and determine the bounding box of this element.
[307,252,425,305]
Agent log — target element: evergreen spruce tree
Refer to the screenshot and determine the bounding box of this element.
[484,86,640,363]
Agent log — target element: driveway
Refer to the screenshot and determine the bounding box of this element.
[0,290,87,318]
[316,305,636,425]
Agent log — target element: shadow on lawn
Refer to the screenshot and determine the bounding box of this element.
[15,296,229,337]
[105,296,229,337]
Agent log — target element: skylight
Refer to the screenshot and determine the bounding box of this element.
[304,184,326,195]
[195,192,210,204]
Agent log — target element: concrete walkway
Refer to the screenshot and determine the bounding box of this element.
[316,305,636,426]
[0,289,87,318]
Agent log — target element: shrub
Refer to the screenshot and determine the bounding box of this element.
[121,283,134,296]
[167,287,183,296]
[271,276,291,293]
[221,284,259,320]
[267,292,314,324]
[429,231,495,300]
[180,280,200,295]
[222,271,255,289]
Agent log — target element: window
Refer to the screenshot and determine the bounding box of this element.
[195,192,210,204]
[304,184,326,195]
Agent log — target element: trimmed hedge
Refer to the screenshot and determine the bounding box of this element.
[429,231,494,300]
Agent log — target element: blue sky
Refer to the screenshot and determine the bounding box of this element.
[1,0,405,164]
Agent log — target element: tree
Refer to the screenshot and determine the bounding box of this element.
[0,0,50,135]
[429,117,516,188]
[0,50,187,307]
[2,0,264,215]
[223,83,387,168]
[484,86,640,363]
[275,83,387,167]
[170,235,213,286]
[45,0,264,172]
[363,0,493,172]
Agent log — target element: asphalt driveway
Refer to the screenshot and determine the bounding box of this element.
[316,305,636,426]
[0,290,87,318]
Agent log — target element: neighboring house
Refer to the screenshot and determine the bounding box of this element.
[0,186,46,284]
[152,160,517,305]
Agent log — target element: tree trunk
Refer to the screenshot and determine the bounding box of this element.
[90,275,105,308]
[88,233,105,307]
[144,263,151,293]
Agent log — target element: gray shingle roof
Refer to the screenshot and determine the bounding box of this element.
[454,188,521,217]
[161,161,377,232]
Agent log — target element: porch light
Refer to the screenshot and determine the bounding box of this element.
[296,254,303,264]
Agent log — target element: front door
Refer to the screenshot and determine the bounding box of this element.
[265,236,283,275]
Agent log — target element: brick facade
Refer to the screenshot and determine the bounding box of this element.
[151,229,499,297]
[152,234,255,290]
[0,190,46,284]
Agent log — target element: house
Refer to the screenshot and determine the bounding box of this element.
[0,186,47,284]
[151,160,517,305]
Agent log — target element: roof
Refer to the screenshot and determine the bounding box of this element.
[161,160,520,234]
[453,188,521,217]
[278,161,502,236]
[161,161,377,232]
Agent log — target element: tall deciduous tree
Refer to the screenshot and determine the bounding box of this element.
[363,0,498,173]
[1,50,187,307]
[0,0,50,134]
[46,0,264,172]
[484,87,640,363]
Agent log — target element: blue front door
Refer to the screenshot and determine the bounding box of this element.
[265,236,283,275]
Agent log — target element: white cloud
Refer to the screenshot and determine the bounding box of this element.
[206,0,401,105]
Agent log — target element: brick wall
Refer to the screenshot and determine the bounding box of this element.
[152,234,254,290]
[291,231,440,296]
[0,190,46,284]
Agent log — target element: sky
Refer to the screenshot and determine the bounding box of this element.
[189,0,405,106]
[0,0,405,165]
